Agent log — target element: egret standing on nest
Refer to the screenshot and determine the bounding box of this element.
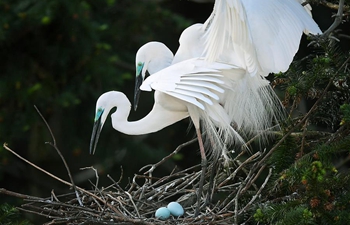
[133,0,322,143]
[90,0,322,216]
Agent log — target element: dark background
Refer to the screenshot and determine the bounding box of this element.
[0,0,348,223]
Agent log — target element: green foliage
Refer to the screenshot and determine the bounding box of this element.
[268,135,298,173]
[256,140,350,224]
[0,1,191,154]
[254,204,315,225]
[0,0,191,222]
[0,203,32,225]
[255,10,350,222]
[1,0,350,224]
[340,103,350,125]
[0,0,191,146]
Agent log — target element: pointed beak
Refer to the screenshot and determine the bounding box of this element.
[90,116,102,155]
[134,73,143,111]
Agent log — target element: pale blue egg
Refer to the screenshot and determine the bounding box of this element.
[167,202,184,217]
[155,207,170,220]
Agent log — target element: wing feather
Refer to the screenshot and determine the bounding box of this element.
[179,80,224,93]
[140,58,235,109]
[171,88,213,105]
[176,84,219,100]
[164,92,205,110]
[181,75,224,84]
[203,0,322,75]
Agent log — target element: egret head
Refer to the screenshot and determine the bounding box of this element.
[90,106,104,154]
[134,61,149,111]
[134,42,174,110]
[90,91,125,154]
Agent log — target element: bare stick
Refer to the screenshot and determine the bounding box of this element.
[323,0,345,37]
[217,152,261,188]
[125,191,141,218]
[34,105,82,206]
[51,189,60,202]
[3,143,124,217]
[238,167,273,214]
[240,164,266,194]
[106,194,134,218]
[233,183,245,225]
[80,166,99,192]
[118,166,124,184]
[321,0,349,10]
[0,188,42,200]
[140,138,197,175]
[18,207,61,221]
[258,56,350,167]
[107,174,124,192]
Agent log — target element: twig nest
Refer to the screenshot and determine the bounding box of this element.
[155,207,171,220]
[167,201,184,217]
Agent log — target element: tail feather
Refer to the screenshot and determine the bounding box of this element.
[195,73,284,164]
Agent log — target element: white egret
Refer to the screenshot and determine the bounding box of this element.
[131,0,322,157]
[134,0,322,129]
[134,42,174,111]
[135,0,322,93]
[90,59,247,157]
[90,0,322,215]
[90,55,279,216]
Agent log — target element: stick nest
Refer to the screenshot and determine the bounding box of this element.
[2,141,272,225]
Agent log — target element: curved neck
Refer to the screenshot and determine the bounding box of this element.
[111,100,188,135]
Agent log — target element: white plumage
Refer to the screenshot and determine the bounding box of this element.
[133,0,321,152]
[90,1,322,214]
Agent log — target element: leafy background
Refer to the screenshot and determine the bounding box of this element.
[0,0,349,224]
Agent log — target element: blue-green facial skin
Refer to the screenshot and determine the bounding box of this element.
[95,108,104,122]
[136,62,144,77]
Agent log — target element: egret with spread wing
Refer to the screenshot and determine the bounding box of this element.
[134,0,322,97]
[90,55,280,216]
[90,59,248,161]
[90,59,257,218]
[133,0,322,139]
[90,0,322,216]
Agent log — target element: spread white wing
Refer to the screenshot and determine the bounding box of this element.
[140,58,242,110]
[203,0,322,76]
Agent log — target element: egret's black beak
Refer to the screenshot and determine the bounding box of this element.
[134,72,144,111]
[90,116,102,155]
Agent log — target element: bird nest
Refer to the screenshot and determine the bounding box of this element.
[1,108,274,224]
[2,139,273,225]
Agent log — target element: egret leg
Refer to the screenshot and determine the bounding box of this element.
[195,128,207,217]
[205,134,220,205]
[206,154,218,205]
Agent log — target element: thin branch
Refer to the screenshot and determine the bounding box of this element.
[3,143,125,218]
[34,105,82,206]
[80,166,99,192]
[139,138,197,175]
[323,0,345,37]
[321,0,349,11]
[0,188,42,200]
[257,55,350,167]
[51,189,60,202]
[217,151,261,188]
[125,191,141,218]
[107,174,124,192]
[238,167,272,214]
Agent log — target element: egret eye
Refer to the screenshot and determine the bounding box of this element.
[136,62,144,76]
[94,108,104,122]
